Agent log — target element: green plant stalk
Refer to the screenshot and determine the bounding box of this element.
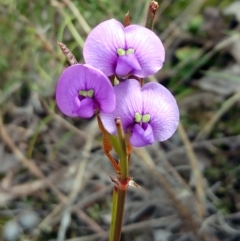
[109,118,129,241]
[109,188,127,241]
[145,12,155,30]
[109,187,118,240]
[27,115,53,158]
[116,118,128,181]
[145,1,159,30]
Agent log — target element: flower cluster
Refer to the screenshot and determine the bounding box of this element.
[56,19,179,147]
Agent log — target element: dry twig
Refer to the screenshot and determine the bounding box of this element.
[178,122,206,218]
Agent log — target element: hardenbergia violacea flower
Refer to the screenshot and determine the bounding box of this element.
[100,79,179,147]
[56,64,116,118]
[83,19,165,79]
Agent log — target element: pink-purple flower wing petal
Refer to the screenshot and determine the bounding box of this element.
[100,80,142,133]
[56,64,86,117]
[83,64,116,113]
[83,19,125,76]
[124,25,165,77]
[142,82,179,141]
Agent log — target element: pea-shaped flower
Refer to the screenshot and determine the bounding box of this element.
[100,80,179,147]
[56,64,116,118]
[83,19,165,79]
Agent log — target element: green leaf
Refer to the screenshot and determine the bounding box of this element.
[175,47,202,62]
[108,134,121,157]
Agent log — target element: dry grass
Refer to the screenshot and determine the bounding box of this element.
[1,1,240,241]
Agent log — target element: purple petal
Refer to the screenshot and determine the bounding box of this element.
[72,96,81,114]
[141,82,179,141]
[56,64,86,117]
[76,98,95,118]
[82,64,116,113]
[56,64,116,118]
[115,56,133,77]
[100,79,142,134]
[83,19,125,76]
[130,124,154,147]
[124,25,165,77]
[115,54,141,77]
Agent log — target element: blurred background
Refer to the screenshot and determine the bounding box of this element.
[0,0,240,240]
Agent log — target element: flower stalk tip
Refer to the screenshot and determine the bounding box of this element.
[146,0,159,30]
[124,11,130,27]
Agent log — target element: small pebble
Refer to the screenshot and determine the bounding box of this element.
[3,220,21,241]
[153,229,171,241]
[19,210,39,231]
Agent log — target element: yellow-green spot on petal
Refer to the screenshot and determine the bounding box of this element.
[135,112,142,123]
[126,48,134,55]
[79,90,87,97]
[142,114,150,123]
[87,89,94,98]
[117,48,125,56]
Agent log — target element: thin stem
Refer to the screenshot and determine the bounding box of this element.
[115,118,128,181]
[109,187,118,241]
[109,118,129,241]
[109,187,127,241]
[178,122,205,218]
[145,1,159,30]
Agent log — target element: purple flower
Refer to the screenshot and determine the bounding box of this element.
[83,19,165,79]
[56,64,116,118]
[100,80,179,147]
